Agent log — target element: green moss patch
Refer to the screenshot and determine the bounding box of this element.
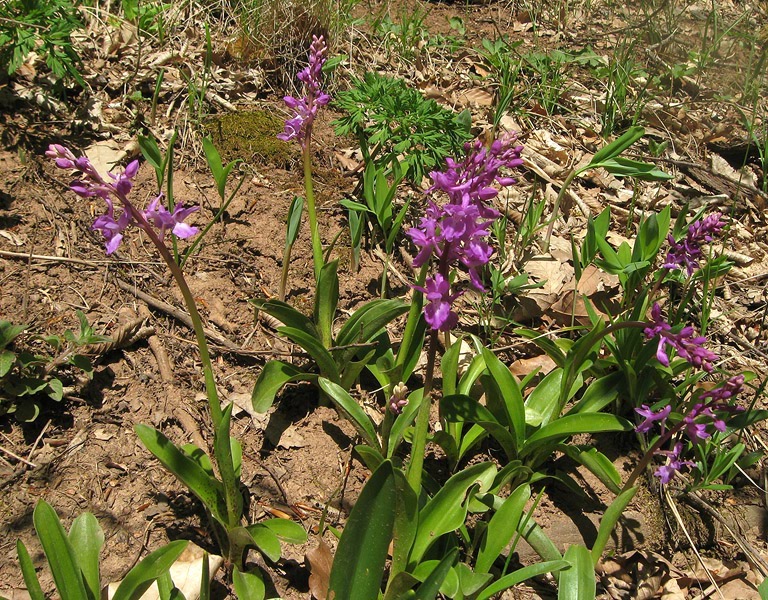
[206,110,296,166]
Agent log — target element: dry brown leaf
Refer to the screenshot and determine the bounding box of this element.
[84,141,127,175]
[509,354,557,377]
[455,88,494,108]
[306,538,334,600]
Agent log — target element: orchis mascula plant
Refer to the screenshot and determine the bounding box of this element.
[46,145,306,591]
[404,132,524,491]
[277,34,331,293]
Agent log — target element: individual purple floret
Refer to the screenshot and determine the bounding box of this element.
[663,212,726,276]
[654,442,696,484]
[699,374,745,403]
[277,35,331,149]
[635,404,671,433]
[644,303,718,372]
[414,273,461,331]
[47,144,198,254]
[144,195,200,240]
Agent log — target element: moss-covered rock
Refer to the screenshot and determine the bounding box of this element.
[206,110,296,166]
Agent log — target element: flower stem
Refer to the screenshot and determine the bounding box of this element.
[303,144,324,281]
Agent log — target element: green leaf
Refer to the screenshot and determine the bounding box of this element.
[212,404,242,528]
[476,485,530,573]
[278,327,340,381]
[391,467,418,580]
[560,446,622,494]
[440,394,516,460]
[328,461,397,600]
[285,196,304,247]
[524,368,564,427]
[558,545,595,600]
[588,125,645,166]
[315,260,339,348]
[251,360,303,413]
[68,512,104,600]
[47,378,64,402]
[481,348,525,451]
[476,560,570,600]
[245,524,282,562]
[16,540,46,600]
[335,299,409,351]
[412,548,459,600]
[261,518,308,544]
[569,372,621,414]
[520,414,632,459]
[250,299,320,340]
[134,425,228,524]
[232,567,265,600]
[0,349,16,377]
[410,463,497,564]
[0,321,26,348]
[319,378,379,451]
[597,157,673,181]
[112,540,189,600]
[591,487,637,565]
[33,500,89,600]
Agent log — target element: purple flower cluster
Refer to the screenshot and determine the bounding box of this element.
[277,35,331,149]
[644,303,718,372]
[408,133,523,331]
[46,144,199,254]
[635,374,746,483]
[663,212,726,275]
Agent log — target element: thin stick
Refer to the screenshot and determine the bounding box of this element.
[0,444,36,468]
[28,419,51,464]
[0,249,104,266]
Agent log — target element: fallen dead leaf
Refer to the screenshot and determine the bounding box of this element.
[306,537,334,600]
[509,354,557,378]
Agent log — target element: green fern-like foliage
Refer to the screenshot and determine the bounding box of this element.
[332,71,472,184]
[0,0,85,86]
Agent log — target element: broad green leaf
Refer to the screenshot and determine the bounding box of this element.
[16,540,46,600]
[335,299,408,354]
[520,414,632,459]
[441,339,462,396]
[112,540,188,600]
[597,156,673,181]
[328,461,397,600]
[481,348,525,451]
[569,372,621,414]
[514,327,566,367]
[69,512,104,600]
[245,524,282,562]
[277,327,339,381]
[250,299,320,341]
[391,467,418,580]
[558,545,595,600]
[261,518,308,544]
[519,518,562,563]
[251,360,303,413]
[560,446,622,494]
[588,125,645,166]
[0,348,16,376]
[476,485,530,573]
[592,487,637,565]
[412,548,459,600]
[232,566,265,600]
[33,500,89,600]
[315,260,339,348]
[476,560,570,600]
[319,378,379,451]
[524,368,563,427]
[454,562,492,596]
[355,444,385,471]
[410,463,497,564]
[440,394,516,460]
[456,424,488,464]
[135,425,228,524]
